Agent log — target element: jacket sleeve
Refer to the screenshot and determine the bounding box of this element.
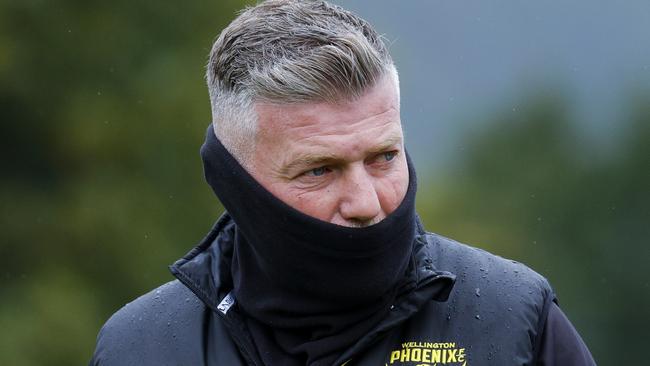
[536,302,596,365]
[88,324,109,366]
[87,280,208,366]
[87,309,136,366]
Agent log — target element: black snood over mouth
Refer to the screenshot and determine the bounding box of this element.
[200,125,418,365]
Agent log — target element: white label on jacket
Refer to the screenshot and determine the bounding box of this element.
[217,292,235,315]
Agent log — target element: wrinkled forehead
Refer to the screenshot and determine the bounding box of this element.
[254,73,401,133]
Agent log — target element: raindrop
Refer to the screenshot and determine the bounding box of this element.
[475,315,481,320]
[475,288,481,297]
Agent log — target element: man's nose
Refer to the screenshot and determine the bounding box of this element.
[338,164,382,226]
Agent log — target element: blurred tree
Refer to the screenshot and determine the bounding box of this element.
[417,92,650,364]
[0,1,247,365]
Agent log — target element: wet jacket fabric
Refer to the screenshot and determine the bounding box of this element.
[90,214,594,365]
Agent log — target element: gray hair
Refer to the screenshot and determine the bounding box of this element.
[206,0,399,166]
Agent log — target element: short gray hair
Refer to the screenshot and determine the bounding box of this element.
[206,0,398,165]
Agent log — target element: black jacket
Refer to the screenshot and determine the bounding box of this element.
[90,214,595,365]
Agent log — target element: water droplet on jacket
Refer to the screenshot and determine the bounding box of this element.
[475,314,481,320]
[475,288,481,297]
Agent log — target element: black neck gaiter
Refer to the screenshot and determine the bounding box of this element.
[200,126,418,366]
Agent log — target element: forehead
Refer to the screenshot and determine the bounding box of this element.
[254,76,401,145]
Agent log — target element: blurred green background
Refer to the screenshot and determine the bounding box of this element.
[1,0,648,364]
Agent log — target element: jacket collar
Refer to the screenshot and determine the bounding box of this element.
[169,213,234,312]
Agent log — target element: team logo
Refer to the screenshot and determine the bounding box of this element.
[386,341,467,365]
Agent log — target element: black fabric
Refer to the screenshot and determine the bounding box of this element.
[537,303,596,365]
[200,126,419,366]
[90,228,588,366]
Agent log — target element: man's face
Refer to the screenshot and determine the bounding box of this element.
[248,76,409,227]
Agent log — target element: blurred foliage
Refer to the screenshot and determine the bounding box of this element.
[1,1,648,365]
[0,1,246,364]
[416,92,650,364]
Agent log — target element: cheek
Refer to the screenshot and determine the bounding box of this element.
[378,161,409,212]
[283,189,338,222]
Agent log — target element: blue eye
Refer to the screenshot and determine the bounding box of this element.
[384,151,397,161]
[311,167,327,176]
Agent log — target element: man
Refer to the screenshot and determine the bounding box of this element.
[90,1,595,365]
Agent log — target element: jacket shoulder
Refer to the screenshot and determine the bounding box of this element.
[424,233,554,329]
[411,233,556,362]
[424,232,553,296]
[90,280,208,366]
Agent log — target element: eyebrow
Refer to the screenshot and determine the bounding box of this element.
[366,134,403,154]
[280,134,403,176]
